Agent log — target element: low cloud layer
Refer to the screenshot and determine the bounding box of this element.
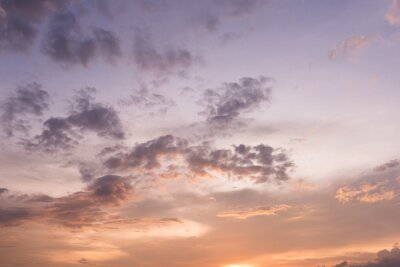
[333,245,400,267]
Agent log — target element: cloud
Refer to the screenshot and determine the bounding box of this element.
[117,85,175,114]
[24,88,125,152]
[43,11,121,66]
[195,0,262,32]
[374,159,400,172]
[46,175,132,227]
[0,83,50,137]
[0,188,8,195]
[0,207,38,226]
[215,0,259,17]
[329,35,379,60]
[200,76,272,128]
[336,181,396,204]
[217,204,290,219]
[332,245,400,267]
[335,159,400,204]
[0,0,64,52]
[386,0,400,26]
[0,175,133,228]
[133,29,196,75]
[104,134,294,184]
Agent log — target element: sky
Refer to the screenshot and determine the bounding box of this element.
[1,0,400,267]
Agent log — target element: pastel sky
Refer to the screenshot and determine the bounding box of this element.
[1,1,400,267]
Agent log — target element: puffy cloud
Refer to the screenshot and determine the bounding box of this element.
[0,83,50,137]
[24,88,125,152]
[217,204,290,219]
[88,175,133,205]
[386,0,400,26]
[104,134,293,184]
[329,35,379,60]
[133,29,196,75]
[43,11,121,66]
[200,76,272,128]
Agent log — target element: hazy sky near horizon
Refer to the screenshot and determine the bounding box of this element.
[1,1,400,267]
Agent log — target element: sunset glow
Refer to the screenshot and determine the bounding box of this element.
[1,1,400,267]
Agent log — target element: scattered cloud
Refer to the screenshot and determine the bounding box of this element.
[104,134,294,184]
[200,76,272,129]
[24,88,125,152]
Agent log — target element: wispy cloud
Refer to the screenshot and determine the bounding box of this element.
[217,204,290,219]
[386,0,400,26]
[329,35,380,60]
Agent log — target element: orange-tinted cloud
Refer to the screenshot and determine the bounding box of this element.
[217,204,291,219]
[329,35,379,60]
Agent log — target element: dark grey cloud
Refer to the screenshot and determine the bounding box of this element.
[0,188,8,195]
[93,27,121,61]
[332,245,400,267]
[133,29,195,74]
[104,134,293,183]
[374,159,400,172]
[1,83,50,137]
[0,207,37,227]
[0,0,64,51]
[200,76,272,128]
[88,174,133,205]
[24,88,124,152]
[43,11,121,66]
